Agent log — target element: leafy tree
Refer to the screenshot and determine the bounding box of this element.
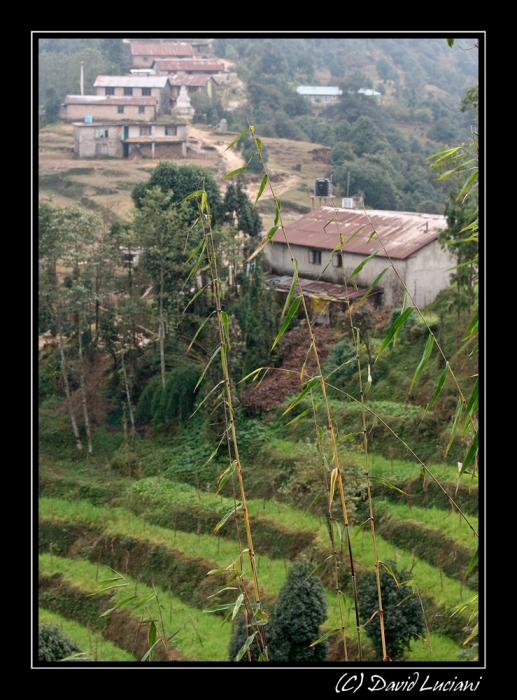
[38,623,82,662]
[131,162,223,226]
[267,559,329,662]
[376,56,398,83]
[241,133,269,173]
[44,86,62,124]
[133,186,194,388]
[357,562,425,661]
[222,180,262,237]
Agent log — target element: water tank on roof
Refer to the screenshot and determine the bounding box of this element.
[314,178,331,197]
[84,115,92,123]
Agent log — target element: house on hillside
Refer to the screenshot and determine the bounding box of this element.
[151,58,225,77]
[263,206,452,309]
[129,41,194,68]
[73,121,187,159]
[296,86,342,104]
[167,74,218,109]
[60,95,157,122]
[93,75,171,115]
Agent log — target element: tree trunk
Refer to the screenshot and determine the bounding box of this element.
[77,313,94,456]
[55,302,83,452]
[160,266,166,389]
[121,350,136,446]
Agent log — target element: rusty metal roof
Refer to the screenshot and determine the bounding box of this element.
[167,73,212,87]
[64,95,157,106]
[93,75,169,88]
[266,274,381,302]
[273,206,447,260]
[151,59,224,72]
[130,42,194,57]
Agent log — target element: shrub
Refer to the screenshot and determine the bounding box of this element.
[356,561,425,660]
[38,623,82,662]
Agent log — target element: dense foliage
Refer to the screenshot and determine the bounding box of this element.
[357,562,425,660]
[38,623,83,662]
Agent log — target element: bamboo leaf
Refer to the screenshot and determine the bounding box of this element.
[235,634,256,662]
[344,225,365,245]
[376,307,415,361]
[300,341,313,381]
[379,561,399,585]
[446,38,454,47]
[272,295,302,350]
[461,378,478,435]
[223,166,248,179]
[89,583,128,596]
[274,201,281,226]
[256,137,262,152]
[194,345,221,391]
[178,189,205,203]
[225,129,248,151]
[183,280,211,313]
[458,430,478,477]
[329,467,338,506]
[203,603,240,613]
[253,174,268,209]
[308,628,341,647]
[305,554,335,578]
[424,361,449,414]
[282,259,298,318]
[353,268,389,310]
[188,312,215,352]
[190,380,224,419]
[351,518,370,542]
[214,502,242,533]
[216,460,237,495]
[446,397,463,456]
[350,249,381,279]
[409,333,434,395]
[285,408,311,426]
[462,312,478,341]
[141,638,160,662]
[246,225,278,263]
[138,592,158,604]
[99,595,137,617]
[232,594,244,621]
[369,475,409,495]
[238,367,264,384]
[466,548,478,576]
[282,375,320,416]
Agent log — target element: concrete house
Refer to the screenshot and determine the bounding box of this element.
[129,41,194,68]
[296,86,342,104]
[151,58,225,77]
[60,95,157,122]
[93,75,171,115]
[263,206,452,309]
[73,121,187,159]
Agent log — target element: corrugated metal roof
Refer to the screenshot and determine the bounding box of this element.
[130,42,194,56]
[167,73,211,87]
[297,86,342,96]
[93,75,169,88]
[64,95,157,106]
[272,207,447,260]
[266,275,381,302]
[152,59,224,72]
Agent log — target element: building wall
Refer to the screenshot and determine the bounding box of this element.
[404,239,453,309]
[95,86,169,114]
[63,103,155,122]
[264,240,453,309]
[129,142,185,159]
[74,125,124,158]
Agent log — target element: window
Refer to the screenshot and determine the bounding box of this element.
[95,142,108,155]
[117,106,124,114]
[332,252,342,268]
[143,56,148,62]
[142,88,151,96]
[105,87,114,95]
[94,128,109,139]
[123,87,133,96]
[165,126,177,136]
[139,126,151,136]
[309,250,322,265]
[138,105,145,114]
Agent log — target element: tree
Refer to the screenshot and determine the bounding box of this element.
[222,179,262,238]
[132,186,194,389]
[38,623,82,662]
[357,562,425,660]
[267,559,329,662]
[131,162,223,227]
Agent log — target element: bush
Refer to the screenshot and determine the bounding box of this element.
[38,623,82,662]
[356,561,425,660]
